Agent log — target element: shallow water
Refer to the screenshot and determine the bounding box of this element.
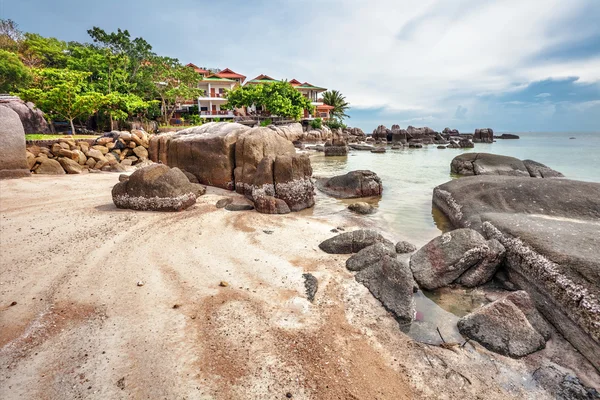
[310,132,600,246]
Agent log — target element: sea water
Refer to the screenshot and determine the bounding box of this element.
[310,132,600,246]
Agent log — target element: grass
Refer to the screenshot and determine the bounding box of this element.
[25,134,100,141]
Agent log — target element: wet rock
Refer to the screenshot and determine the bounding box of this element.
[451,153,529,177]
[456,239,506,287]
[303,273,318,302]
[523,159,564,178]
[371,147,386,153]
[349,143,375,151]
[216,198,233,208]
[395,241,417,254]
[346,242,396,272]
[533,365,600,400]
[316,170,383,199]
[355,255,416,323]
[319,229,394,254]
[457,294,547,357]
[410,228,497,290]
[112,164,205,211]
[348,202,375,215]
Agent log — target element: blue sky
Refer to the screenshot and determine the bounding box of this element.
[2,0,600,132]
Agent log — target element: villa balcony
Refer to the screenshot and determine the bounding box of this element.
[200,110,234,117]
[198,93,228,100]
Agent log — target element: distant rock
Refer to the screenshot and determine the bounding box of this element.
[316,170,383,199]
[371,147,386,153]
[348,202,376,215]
[473,128,494,143]
[494,133,520,139]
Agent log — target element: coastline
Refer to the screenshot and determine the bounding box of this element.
[1,173,597,399]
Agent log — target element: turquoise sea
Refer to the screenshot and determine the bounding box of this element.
[310,132,600,246]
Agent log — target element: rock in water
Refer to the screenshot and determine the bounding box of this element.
[303,273,318,302]
[457,292,548,358]
[533,365,600,400]
[112,164,205,211]
[319,230,394,254]
[523,159,564,178]
[0,106,30,179]
[346,242,397,272]
[410,228,500,290]
[348,202,375,215]
[355,255,416,323]
[395,241,417,254]
[316,170,383,198]
[451,153,530,177]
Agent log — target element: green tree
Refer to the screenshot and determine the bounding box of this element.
[225,81,313,120]
[0,49,31,92]
[101,92,155,130]
[0,19,23,52]
[322,90,350,121]
[145,56,203,122]
[19,33,68,68]
[18,68,103,134]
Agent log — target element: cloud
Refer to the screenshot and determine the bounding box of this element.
[535,93,552,98]
[4,0,600,131]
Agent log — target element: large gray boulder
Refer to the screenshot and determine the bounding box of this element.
[355,255,416,323]
[457,292,547,357]
[0,106,31,179]
[456,238,506,287]
[409,229,504,290]
[319,230,394,254]
[523,159,564,178]
[0,96,50,134]
[451,153,530,176]
[346,242,396,272]
[316,170,383,198]
[432,175,600,371]
[112,164,205,211]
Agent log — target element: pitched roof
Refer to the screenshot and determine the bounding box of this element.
[203,75,236,82]
[186,63,209,74]
[215,68,246,82]
[247,74,280,84]
[296,82,327,90]
[316,104,335,110]
[289,79,302,86]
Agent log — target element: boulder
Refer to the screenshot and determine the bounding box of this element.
[319,230,394,254]
[456,239,505,287]
[349,143,375,151]
[111,164,205,211]
[523,159,564,178]
[269,123,303,142]
[504,291,552,340]
[395,241,417,254]
[495,133,520,139]
[348,202,375,215]
[215,198,233,208]
[473,128,494,143]
[26,151,36,170]
[410,228,497,290]
[346,242,396,271]
[433,175,600,370]
[355,255,416,323]
[132,146,149,160]
[316,170,383,199]
[86,148,107,162]
[34,158,65,175]
[371,147,386,153]
[0,106,30,178]
[451,153,529,177]
[0,96,50,134]
[58,157,85,174]
[533,365,600,400]
[225,202,255,211]
[457,292,548,357]
[168,123,251,190]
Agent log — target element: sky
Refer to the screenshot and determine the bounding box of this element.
[2,0,600,133]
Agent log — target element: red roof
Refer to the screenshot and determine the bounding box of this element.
[186,63,209,74]
[289,79,302,86]
[215,68,246,82]
[316,104,335,110]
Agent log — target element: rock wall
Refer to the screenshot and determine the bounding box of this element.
[26,130,152,175]
[0,106,31,179]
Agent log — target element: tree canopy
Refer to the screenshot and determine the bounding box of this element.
[225,81,314,120]
[0,49,31,93]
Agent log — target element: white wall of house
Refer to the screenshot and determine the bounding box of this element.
[198,82,235,99]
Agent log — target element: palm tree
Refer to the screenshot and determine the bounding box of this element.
[322,90,350,121]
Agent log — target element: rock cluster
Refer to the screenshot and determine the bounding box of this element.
[409,228,506,289]
[149,122,315,214]
[458,291,550,357]
[0,95,50,134]
[473,128,494,143]
[26,130,152,175]
[450,153,564,178]
[316,170,383,198]
[324,129,349,156]
[0,106,30,179]
[370,124,471,148]
[112,164,205,211]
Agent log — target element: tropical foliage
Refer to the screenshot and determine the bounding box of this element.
[225,81,314,120]
[322,90,350,121]
[0,19,201,132]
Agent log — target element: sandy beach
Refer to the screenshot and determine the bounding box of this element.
[0,172,596,399]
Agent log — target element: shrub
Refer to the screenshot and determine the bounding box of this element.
[188,114,202,125]
[325,119,347,130]
[260,118,272,127]
[214,117,221,122]
[310,118,322,129]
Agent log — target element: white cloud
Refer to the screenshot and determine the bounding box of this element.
[535,93,552,98]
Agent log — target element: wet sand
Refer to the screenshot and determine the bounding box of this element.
[0,173,596,399]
